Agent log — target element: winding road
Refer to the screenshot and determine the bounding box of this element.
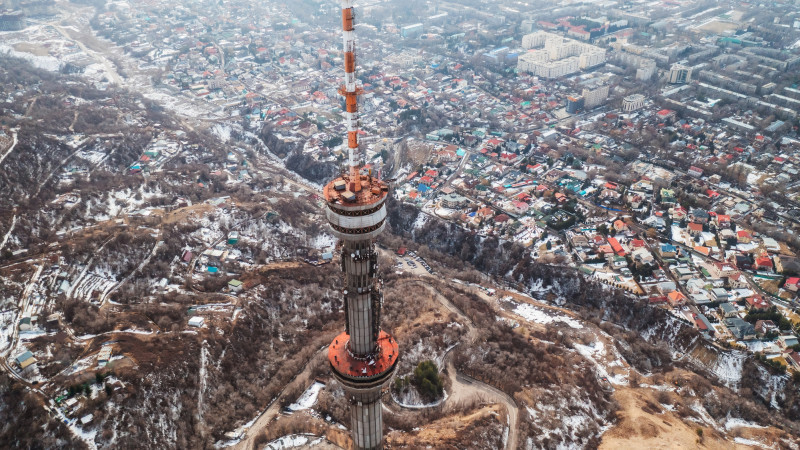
[394,279,520,450]
[230,346,328,450]
[0,128,18,167]
[446,357,519,450]
[226,277,521,450]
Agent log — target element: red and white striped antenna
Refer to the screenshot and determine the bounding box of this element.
[339,0,363,192]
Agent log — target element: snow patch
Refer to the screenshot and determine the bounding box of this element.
[725,417,767,431]
[264,434,323,449]
[733,437,769,448]
[288,382,325,412]
[412,213,429,230]
[310,233,335,250]
[710,351,746,388]
[511,302,583,329]
[0,45,61,71]
[392,387,447,409]
[212,124,232,143]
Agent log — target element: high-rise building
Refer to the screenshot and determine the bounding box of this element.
[579,50,606,69]
[401,23,423,38]
[522,30,546,48]
[517,31,606,78]
[324,1,399,449]
[520,19,536,33]
[668,63,692,84]
[582,85,609,109]
[636,60,657,81]
[566,95,585,114]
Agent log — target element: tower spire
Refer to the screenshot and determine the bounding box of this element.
[340,0,362,191]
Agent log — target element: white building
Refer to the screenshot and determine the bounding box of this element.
[522,30,549,49]
[582,85,609,109]
[668,63,692,84]
[520,57,581,79]
[622,94,646,112]
[401,23,423,38]
[636,60,657,80]
[517,31,605,78]
[188,316,205,327]
[579,50,606,69]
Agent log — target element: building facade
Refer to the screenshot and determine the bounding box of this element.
[622,93,645,112]
[518,31,606,79]
[582,85,609,109]
[401,23,423,38]
[566,95,585,113]
[668,63,692,84]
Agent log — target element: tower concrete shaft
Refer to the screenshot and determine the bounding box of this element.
[323,1,398,449]
[341,239,381,355]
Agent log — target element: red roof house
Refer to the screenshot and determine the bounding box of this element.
[754,255,773,271]
[607,237,626,256]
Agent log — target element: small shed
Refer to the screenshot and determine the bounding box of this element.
[181,250,193,263]
[97,345,113,366]
[188,316,205,327]
[15,351,36,369]
[18,317,32,331]
[228,279,244,293]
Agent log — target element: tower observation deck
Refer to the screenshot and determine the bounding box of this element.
[323,1,398,449]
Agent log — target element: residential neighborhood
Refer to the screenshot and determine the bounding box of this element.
[2,0,800,447]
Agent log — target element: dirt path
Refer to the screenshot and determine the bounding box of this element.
[49,18,123,85]
[0,128,19,167]
[32,145,86,197]
[397,278,519,449]
[443,352,519,450]
[400,279,480,344]
[100,239,163,306]
[231,347,328,450]
[0,212,17,253]
[25,98,38,116]
[68,111,79,132]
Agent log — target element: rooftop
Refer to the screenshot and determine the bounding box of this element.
[323,172,389,207]
[328,330,398,380]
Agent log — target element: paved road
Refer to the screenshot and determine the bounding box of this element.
[47,13,123,85]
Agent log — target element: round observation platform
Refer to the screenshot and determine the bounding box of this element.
[324,173,390,241]
[328,330,399,389]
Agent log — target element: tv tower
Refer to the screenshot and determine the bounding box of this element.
[323,1,398,449]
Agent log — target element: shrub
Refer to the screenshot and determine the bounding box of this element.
[412,360,444,402]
